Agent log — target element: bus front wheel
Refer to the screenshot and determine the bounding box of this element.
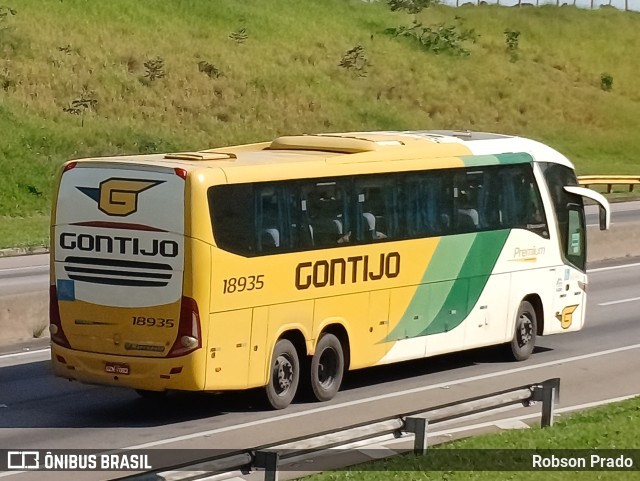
[508,301,537,361]
[310,333,344,402]
[265,339,300,409]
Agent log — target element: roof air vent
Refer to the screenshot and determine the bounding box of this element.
[269,134,405,154]
[164,151,237,161]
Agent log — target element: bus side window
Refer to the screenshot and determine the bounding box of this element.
[454,171,481,233]
[256,188,281,253]
[209,184,255,255]
[355,179,396,242]
[400,172,451,239]
[519,172,548,238]
[255,184,301,253]
[401,181,420,238]
[502,166,549,238]
[304,181,350,247]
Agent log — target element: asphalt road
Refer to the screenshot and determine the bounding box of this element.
[0,258,639,480]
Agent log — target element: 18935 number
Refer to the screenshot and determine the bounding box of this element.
[223,275,264,294]
[132,316,175,328]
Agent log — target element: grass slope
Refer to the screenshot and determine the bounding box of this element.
[1,1,640,245]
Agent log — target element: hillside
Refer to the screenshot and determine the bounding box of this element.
[1,0,639,246]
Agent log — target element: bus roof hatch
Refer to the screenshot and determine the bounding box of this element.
[269,134,410,154]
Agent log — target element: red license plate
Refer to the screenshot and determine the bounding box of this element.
[105,362,130,375]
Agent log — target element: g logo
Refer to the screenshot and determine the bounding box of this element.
[99,179,162,216]
[77,178,164,217]
[555,304,578,329]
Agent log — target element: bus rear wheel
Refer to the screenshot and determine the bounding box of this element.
[508,301,537,361]
[265,339,300,410]
[310,333,344,402]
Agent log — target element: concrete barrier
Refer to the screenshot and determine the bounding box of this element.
[587,221,640,262]
[0,291,49,346]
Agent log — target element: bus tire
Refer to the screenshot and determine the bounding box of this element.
[265,339,300,410]
[310,333,344,402]
[508,301,537,361]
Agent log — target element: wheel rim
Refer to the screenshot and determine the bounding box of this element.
[517,312,534,348]
[317,347,338,389]
[273,353,294,397]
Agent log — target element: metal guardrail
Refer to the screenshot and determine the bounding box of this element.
[119,378,560,481]
[578,175,640,193]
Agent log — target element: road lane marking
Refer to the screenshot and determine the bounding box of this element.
[0,348,50,360]
[599,296,640,306]
[589,262,640,273]
[0,266,47,273]
[586,222,616,228]
[123,342,640,450]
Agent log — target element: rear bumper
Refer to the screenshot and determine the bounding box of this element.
[51,343,206,392]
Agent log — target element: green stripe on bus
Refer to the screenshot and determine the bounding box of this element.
[386,234,477,341]
[461,152,533,167]
[384,234,476,341]
[384,230,510,342]
[422,229,509,335]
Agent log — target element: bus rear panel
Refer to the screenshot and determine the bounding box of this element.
[50,162,207,391]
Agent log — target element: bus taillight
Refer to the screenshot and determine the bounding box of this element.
[49,286,71,348]
[167,296,202,357]
[63,161,77,173]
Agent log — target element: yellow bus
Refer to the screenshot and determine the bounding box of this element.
[50,130,610,409]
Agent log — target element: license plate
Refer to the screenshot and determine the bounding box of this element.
[105,362,130,375]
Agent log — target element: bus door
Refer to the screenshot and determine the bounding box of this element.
[550,203,587,334]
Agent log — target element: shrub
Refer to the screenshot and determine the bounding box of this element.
[0,5,16,27]
[387,0,437,14]
[389,22,476,56]
[0,67,14,91]
[62,89,98,126]
[338,45,369,77]
[143,57,166,81]
[198,61,222,79]
[229,27,248,44]
[600,72,613,91]
[504,29,520,62]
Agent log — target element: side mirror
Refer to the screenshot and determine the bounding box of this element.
[599,206,607,231]
[563,186,611,230]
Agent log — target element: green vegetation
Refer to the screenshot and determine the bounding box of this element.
[308,395,640,480]
[504,29,520,62]
[0,214,48,248]
[1,0,640,247]
[600,72,614,91]
[387,20,477,56]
